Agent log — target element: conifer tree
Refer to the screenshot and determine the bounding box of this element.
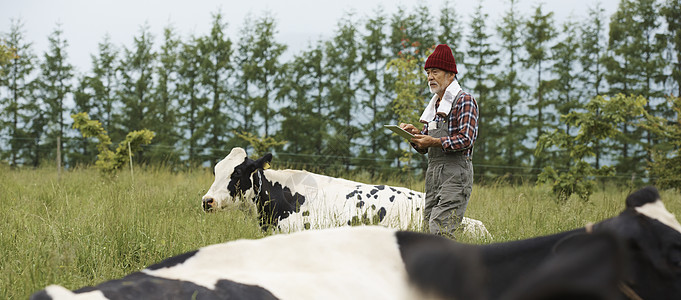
[581,4,607,97]
[325,13,359,170]
[523,4,557,170]
[606,0,666,178]
[662,0,681,96]
[634,0,667,104]
[580,3,608,168]
[197,12,234,167]
[306,40,328,158]
[438,0,465,79]
[606,0,637,96]
[386,43,424,171]
[388,6,412,57]
[0,42,14,68]
[410,4,437,55]
[89,35,119,138]
[550,20,583,169]
[234,17,256,136]
[0,19,37,167]
[358,9,390,172]
[37,24,74,167]
[496,0,531,172]
[277,45,325,167]
[242,13,286,138]
[388,5,434,60]
[387,5,434,116]
[70,75,95,164]
[552,21,582,134]
[177,37,206,166]
[118,25,156,142]
[150,25,181,164]
[467,1,503,177]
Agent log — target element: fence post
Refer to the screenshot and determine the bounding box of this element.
[128,142,134,182]
[57,136,61,180]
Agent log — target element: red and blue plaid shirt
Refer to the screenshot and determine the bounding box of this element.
[419,92,479,157]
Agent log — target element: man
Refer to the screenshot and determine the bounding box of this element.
[400,44,478,238]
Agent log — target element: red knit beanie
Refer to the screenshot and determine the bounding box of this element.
[424,44,458,74]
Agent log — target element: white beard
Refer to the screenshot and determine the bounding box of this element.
[428,82,441,95]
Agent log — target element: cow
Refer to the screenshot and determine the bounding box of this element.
[201,147,490,237]
[33,186,681,300]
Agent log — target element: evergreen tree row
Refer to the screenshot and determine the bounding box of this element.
[1,0,680,183]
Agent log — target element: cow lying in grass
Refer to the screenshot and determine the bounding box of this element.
[201,147,489,237]
[33,186,681,299]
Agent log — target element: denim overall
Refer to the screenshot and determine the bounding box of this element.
[424,92,474,238]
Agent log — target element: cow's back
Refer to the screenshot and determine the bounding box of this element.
[144,226,410,299]
[263,169,424,232]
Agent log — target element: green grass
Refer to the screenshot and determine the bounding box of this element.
[1,165,679,299]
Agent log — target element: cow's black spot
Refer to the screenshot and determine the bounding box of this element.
[29,290,50,300]
[54,272,280,300]
[371,204,376,210]
[356,201,365,208]
[366,193,371,198]
[377,207,387,222]
[254,173,307,230]
[146,250,198,270]
[304,222,311,230]
[389,195,395,202]
[227,157,255,198]
[302,211,310,217]
[416,207,421,211]
[376,185,385,190]
[370,189,379,195]
[397,190,402,194]
[390,187,397,192]
[345,190,358,200]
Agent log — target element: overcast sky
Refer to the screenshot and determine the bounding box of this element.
[2,0,620,74]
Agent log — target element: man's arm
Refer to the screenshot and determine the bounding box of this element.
[441,93,478,152]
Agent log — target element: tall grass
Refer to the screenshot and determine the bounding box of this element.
[0,165,263,299]
[1,165,679,299]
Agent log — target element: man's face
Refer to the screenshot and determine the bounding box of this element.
[426,68,454,95]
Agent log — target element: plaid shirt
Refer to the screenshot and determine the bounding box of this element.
[419,91,479,157]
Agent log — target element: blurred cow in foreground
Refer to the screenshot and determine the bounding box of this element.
[33,186,681,299]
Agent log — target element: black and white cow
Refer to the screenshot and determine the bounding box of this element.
[201,147,489,237]
[33,186,681,299]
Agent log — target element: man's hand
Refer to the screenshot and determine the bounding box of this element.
[399,123,420,135]
[411,134,441,149]
[400,123,441,149]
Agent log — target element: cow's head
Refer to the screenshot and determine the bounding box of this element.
[202,147,273,211]
[599,186,681,299]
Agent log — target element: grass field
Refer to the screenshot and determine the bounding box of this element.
[1,165,680,299]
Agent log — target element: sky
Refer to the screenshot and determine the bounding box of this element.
[1,0,621,75]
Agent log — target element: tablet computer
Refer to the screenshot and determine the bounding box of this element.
[384,125,415,140]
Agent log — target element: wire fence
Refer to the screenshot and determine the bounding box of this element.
[0,135,656,185]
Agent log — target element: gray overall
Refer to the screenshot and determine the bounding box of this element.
[424,94,474,238]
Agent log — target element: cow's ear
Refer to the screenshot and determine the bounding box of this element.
[626,186,660,209]
[255,153,273,170]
